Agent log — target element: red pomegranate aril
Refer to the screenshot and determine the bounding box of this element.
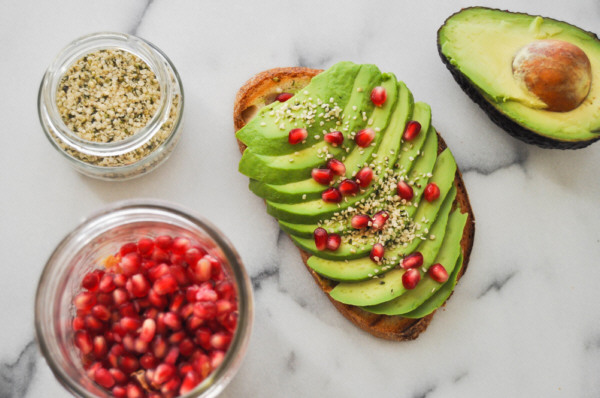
[85,315,104,332]
[153,274,178,296]
[210,332,232,350]
[99,274,116,293]
[134,338,148,354]
[155,235,173,250]
[113,273,127,287]
[148,263,170,282]
[126,383,144,398]
[75,331,93,355]
[210,350,225,369]
[161,376,181,394]
[429,263,449,283]
[73,316,85,331]
[92,305,111,321]
[151,248,170,263]
[180,371,200,395]
[370,243,385,263]
[205,255,222,276]
[355,167,373,188]
[216,299,233,314]
[191,257,212,283]
[179,339,195,357]
[163,312,182,330]
[324,131,344,146]
[120,316,141,333]
[326,234,341,251]
[172,237,191,255]
[322,187,342,203]
[119,243,137,256]
[216,280,234,300]
[193,301,217,320]
[169,330,186,344]
[288,128,308,145]
[355,128,375,147]
[370,86,387,106]
[82,271,101,291]
[152,336,168,359]
[311,168,333,185]
[130,274,150,298]
[120,253,141,276]
[169,293,185,313]
[94,367,115,389]
[118,355,139,374]
[112,386,126,398]
[139,319,156,342]
[313,227,328,251]
[275,92,294,102]
[74,292,96,312]
[140,353,157,369]
[371,211,389,230]
[351,214,371,229]
[148,289,168,308]
[185,247,206,265]
[113,288,128,306]
[424,183,440,202]
[170,252,186,266]
[154,363,176,385]
[109,368,127,385]
[170,265,189,286]
[327,158,346,176]
[137,238,154,256]
[187,315,204,331]
[339,179,359,196]
[180,303,195,319]
[402,268,421,289]
[403,120,422,141]
[397,180,414,201]
[401,252,424,269]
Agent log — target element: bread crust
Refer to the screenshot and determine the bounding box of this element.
[234,67,475,340]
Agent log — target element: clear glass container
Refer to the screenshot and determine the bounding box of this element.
[35,200,253,398]
[38,32,184,180]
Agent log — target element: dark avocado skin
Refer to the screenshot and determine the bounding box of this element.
[437,7,600,150]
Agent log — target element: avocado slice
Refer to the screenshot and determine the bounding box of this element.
[438,7,600,149]
[266,80,412,223]
[328,186,456,304]
[401,253,463,319]
[236,62,361,155]
[239,65,382,184]
[363,209,467,314]
[277,101,431,237]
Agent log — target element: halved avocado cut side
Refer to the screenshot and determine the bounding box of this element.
[363,209,467,314]
[236,62,361,155]
[327,186,456,304]
[438,7,600,149]
[401,253,463,319]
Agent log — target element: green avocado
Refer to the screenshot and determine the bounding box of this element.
[265,79,412,223]
[438,7,600,149]
[363,209,467,314]
[236,62,361,155]
[239,65,381,185]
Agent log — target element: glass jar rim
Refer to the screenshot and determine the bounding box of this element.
[38,32,181,158]
[35,199,253,398]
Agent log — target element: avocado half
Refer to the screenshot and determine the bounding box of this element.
[438,7,600,149]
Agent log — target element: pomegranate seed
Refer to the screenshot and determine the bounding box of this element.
[113,274,127,287]
[216,299,233,314]
[126,383,144,398]
[371,211,389,230]
[154,363,176,385]
[163,312,182,330]
[193,352,212,377]
[85,315,104,332]
[170,252,186,266]
[82,271,101,291]
[91,305,111,321]
[109,368,127,385]
[397,180,414,201]
[210,351,225,369]
[99,274,116,293]
[193,302,217,320]
[179,371,200,395]
[74,292,96,312]
[172,237,191,255]
[205,255,222,276]
[112,386,126,398]
[169,265,189,286]
[108,344,124,368]
[139,319,156,342]
[370,243,385,263]
[403,268,421,289]
[351,214,371,229]
[153,336,168,358]
[179,339,195,357]
[429,263,449,283]
[275,92,293,102]
[148,288,168,308]
[93,335,108,358]
[120,317,141,333]
[355,167,373,188]
[403,121,422,141]
[120,253,141,276]
[148,263,170,282]
[370,86,387,106]
[136,238,154,256]
[187,315,204,331]
[130,274,150,298]
[190,257,212,283]
[401,252,424,269]
[424,183,440,202]
[113,288,128,306]
[185,247,206,266]
[75,331,93,355]
[155,235,173,250]
[153,274,178,295]
[73,316,85,331]
[338,179,359,196]
[324,131,344,147]
[321,187,342,203]
[94,367,115,389]
[327,158,346,176]
[169,293,185,312]
[288,128,307,145]
[169,330,186,344]
[134,338,148,354]
[311,168,333,185]
[118,355,139,373]
[152,248,170,263]
[196,286,218,303]
[119,243,137,256]
[355,128,375,147]
[326,234,341,251]
[313,228,328,251]
[180,303,195,319]
[210,332,232,350]
[140,352,157,369]
[161,376,181,394]
[216,280,234,300]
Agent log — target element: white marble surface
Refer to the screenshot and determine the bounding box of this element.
[1,1,599,397]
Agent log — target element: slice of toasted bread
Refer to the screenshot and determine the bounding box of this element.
[234,67,475,340]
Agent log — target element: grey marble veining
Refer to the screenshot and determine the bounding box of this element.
[1,1,600,397]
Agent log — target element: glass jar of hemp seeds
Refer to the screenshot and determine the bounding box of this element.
[38,32,184,180]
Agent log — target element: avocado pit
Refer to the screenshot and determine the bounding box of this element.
[512,39,592,112]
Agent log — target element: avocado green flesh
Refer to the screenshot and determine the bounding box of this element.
[276,101,431,236]
[328,187,456,305]
[289,235,370,261]
[239,65,382,184]
[401,253,463,319]
[439,7,600,142]
[236,62,361,155]
[363,209,467,314]
[305,143,455,280]
[266,81,412,224]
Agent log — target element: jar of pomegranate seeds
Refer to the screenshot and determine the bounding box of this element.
[35,200,253,398]
[38,32,184,180]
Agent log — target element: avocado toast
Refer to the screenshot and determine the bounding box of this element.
[234,62,475,340]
